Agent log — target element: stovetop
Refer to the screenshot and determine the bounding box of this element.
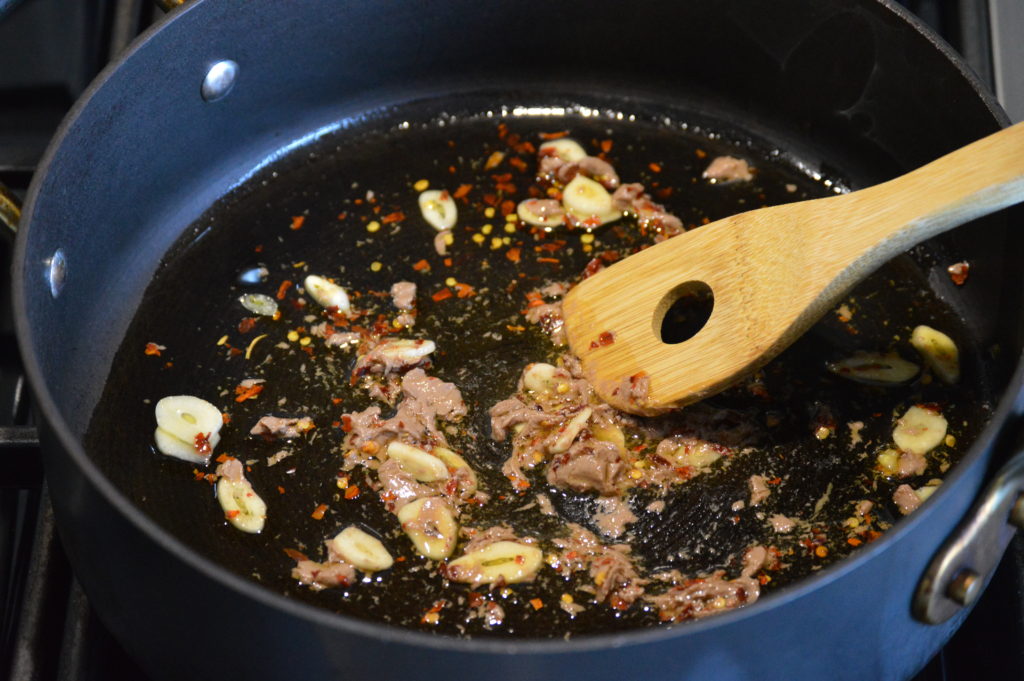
[1,1,1022,679]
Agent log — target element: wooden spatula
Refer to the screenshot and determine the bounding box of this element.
[562,121,1024,415]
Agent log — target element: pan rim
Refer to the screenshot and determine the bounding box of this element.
[10,0,1019,658]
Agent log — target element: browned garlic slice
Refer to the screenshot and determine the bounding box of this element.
[549,407,593,453]
[386,441,449,482]
[303,275,351,313]
[561,175,621,226]
[418,189,457,231]
[446,540,543,585]
[216,476,267,533]
[591,423,626,453]
[826,353,919,385]
[432,446,478,494]
[397,497,458,560]
[911,325,960,384]
[376,338,436,364]
[665,440,725,468]
[154,395,223,463]
[539,138,587,163]
[330,526,394,572]
[893,405,948,455]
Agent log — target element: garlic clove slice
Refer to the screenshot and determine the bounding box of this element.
[386,441,449,482]
[376,338,436,364]
[154,395,223,451]
[238,293,278,317]
[330,526,394,572]
[396,497,458,560]
[549,407,593,454]
[516,199,565,228]
[154,427,218,464]
[432,446,478,494]
[911,325,960,384]
[216,476,267,533]
[418,190,457,231]
[446,540,543,585]
[522,362,561,393]
[561,175,621,227]
[826,353,919,385]
[892,405,948,455]
[539,138,587,163]
[304,275,351,313]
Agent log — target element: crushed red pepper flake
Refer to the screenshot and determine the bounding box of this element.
[290,215,305,230]
[275,280,293,300]
[453,184,473,199]
[454,282,476,298]
[529,598,544,610]
[234,383,264,402]
[283,547,308,562]
[311,503,328,520]
[344,485,361,499]
[947,261,969,286]
[484,151,505,170]
[539,130,569,140]
[144,342,164,356]
[432,288,453,302]
[600,139,613,153]
[381,211,405,224]
[238,317,258,334]
[506,247,521,263]
[509,156,528,173]
[412,259,431,272]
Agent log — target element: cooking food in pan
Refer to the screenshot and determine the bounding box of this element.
[86,104,988,637]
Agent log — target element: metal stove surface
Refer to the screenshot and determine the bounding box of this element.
[1,1,1022,679]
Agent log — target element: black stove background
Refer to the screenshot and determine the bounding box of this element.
[1,1,1022,679]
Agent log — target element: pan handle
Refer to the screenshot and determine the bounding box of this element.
[913,444,1024,624]
[0,180,20,237]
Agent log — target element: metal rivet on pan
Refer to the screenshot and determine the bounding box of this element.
[201,60,238,102]
[46,248,66,298]
[946,568,981,607]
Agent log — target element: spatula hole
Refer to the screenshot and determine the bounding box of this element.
[657,281,714,344]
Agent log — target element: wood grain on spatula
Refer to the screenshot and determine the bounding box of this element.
[562,121,1024,415]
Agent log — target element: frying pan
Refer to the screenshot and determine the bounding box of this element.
[9,0,1024,679]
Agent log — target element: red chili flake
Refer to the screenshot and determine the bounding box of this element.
[847,537,862,547]
[311,503,328,520]
[497,123,509,139]
[539,131,569,140]
[432,288,453,302]
[536,241,565,253]
[283,547,308,562]
[597,331,615,347]
[509,157,528,173]
[144,342,164,356]
[215,453,230,464]
[506,247,522,263]
[192,469,205,481]
[225,510,241,519]
[947,261,969,285]
[234,383,264,402]
[695,148,707,159]
[254,244,264,253]
[500,199,517,216]
[344,485,361,500]
[537,257,560,264]
[506,325,525,333]
[290,215,305,230]
[381,211,405,224]
[238,317,258,334]
[600,139,613,153]
[412,259,431,272]
[648,162,662,173]
[656,187,674,199]
[443,257,453,267]
[514,554,525,565]
[277,486,286,495]
[194,432,212,457]
[495,182,517,194]
[484,151,505,170]
[336,211,348,221]
[454,283,476,298]
[275,280,293,300]
[221,413,232,425]
[453,184,473,199]
[525,291,545,308]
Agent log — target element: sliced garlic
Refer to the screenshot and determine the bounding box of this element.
[539,138,587,163]
[893,405,948,455]
[238,293,278,317]
[911,325,960,384]
[216,476,267,533]
[517,199,565,228]
[396,497,458,560]
[154,395,223,461]
[418,189,457,231]
[827,353,919,385]
[549,407,592,454]
[446,540,544,585]
[303,275,351,314]
[432,446,478,494]
[330,526,394,572]
[668,440,724,468]
[916,479,943,503]
[561,175,620,226]
[154,427,220,464]
[376,338,436,364]
[386,441,449,482]
[523,362,561,393]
